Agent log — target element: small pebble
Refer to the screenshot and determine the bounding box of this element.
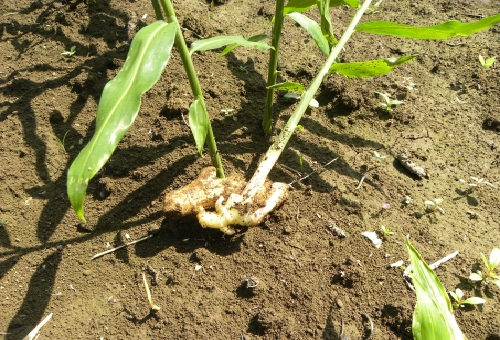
[336,299,344,308]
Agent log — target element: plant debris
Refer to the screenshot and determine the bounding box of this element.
[396,152,428,178]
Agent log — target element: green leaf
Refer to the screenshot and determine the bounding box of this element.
[448,290,460,302]
[480,252,489,269]
[287,12,330,56]
[331,0,359,7]
[463,297,486,305]
[190,36,271,54]
[484,56,497,67]
[407,239,464,340]
[489,248,500,269]
[67,21,177,221]
[478,55,486,66]
[267,81,305,92]
[469,272,483,282]
[188,99,208,155]
[356,14,500,40]
[283,0,317,14]
[283,0,358,14]
[319,0,336,48]
[329,55,417,78]
[220,34,270,56]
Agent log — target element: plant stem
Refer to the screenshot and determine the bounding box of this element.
[157,0,225,178]
[151,0,164,20]
[263,0,285,135]
[243,0,373,199]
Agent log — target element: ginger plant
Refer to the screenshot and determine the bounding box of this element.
[66,0,500,229]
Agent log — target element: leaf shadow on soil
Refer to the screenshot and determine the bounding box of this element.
[134,217,246,259]
[1,1,135,240]
[4,251,62,340]
[1,0,181,239]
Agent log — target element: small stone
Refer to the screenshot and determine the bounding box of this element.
[246,276,259,289]
[83,269,92,276]
[336,299,343,308]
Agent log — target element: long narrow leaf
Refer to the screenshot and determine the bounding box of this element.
[406,239,464,340]
[287,12,330,56]
[331,0,358,7]
[267,82,305,92]
[329,55,417,78]
[283,0,358,14]
[220,34,270,56]
[190,36,271,54]
[67,21,177,221]
[319,0,337,48]
[188,99,208,155]
[356,14,500,39]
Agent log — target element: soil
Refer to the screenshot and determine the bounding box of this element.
[1,0,500,339]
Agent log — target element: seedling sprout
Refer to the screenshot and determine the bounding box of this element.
[469,248,500,287]
[404,196,414,205]
[400,77,417,91]
[55,130,70,152]
[459,176,497,192]
[424,198,444,214]
[448,288,485,309]
[298,153,304,172]
[478,55,497,70]
[61,46,76,57]
[373,151,387,163]
[380,225,394,237]
[237,65,248,73]
[373,91,404,112]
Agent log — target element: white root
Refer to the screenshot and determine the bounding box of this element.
[403,250,459,277]
[23,313,53,340]
[91,235,153,260]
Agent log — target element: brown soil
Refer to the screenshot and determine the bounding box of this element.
[1,0,500,339]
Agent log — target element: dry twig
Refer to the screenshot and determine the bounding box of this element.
[91,235,153,260]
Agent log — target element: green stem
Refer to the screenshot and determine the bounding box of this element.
[151,0,164,20]
[157,0,225,178]
[263,0,286,135]
[243,0,373,198]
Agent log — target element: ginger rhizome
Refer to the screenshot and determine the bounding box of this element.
[163,167,288,234]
